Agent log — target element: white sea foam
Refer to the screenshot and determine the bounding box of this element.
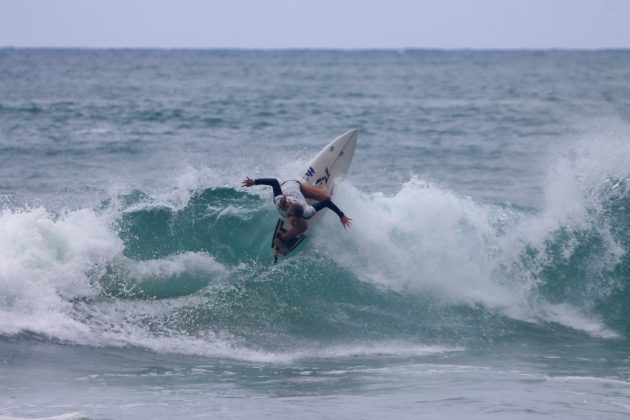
[0,206,231,344]
[320,123,630,338]
[296,342,463,360]
[114,251,228,285]
[0,207,121,337]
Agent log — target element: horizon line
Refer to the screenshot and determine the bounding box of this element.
[2,46,630,52]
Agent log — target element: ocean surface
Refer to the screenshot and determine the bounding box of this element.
[1,49,630,419]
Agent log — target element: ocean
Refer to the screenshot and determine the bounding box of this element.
[1,48,630,419]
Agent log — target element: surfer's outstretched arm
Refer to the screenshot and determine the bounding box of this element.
[242,177,282,196]
[313,199,352,228]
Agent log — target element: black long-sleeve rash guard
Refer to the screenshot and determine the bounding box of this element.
[254,178,283,196]
[254,178,345,219]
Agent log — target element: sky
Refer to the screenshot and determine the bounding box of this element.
[1,0,629,49]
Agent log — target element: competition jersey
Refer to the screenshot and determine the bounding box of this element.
[272,180,317,219]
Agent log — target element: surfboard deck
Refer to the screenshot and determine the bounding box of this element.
[271,129,358,261]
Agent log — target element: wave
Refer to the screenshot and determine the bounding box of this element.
[1,131,629,360]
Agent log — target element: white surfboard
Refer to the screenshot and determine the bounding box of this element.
[271,129,358,260]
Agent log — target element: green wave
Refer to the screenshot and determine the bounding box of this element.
[94,184,630,345]
[528,178,630,333]
[116,187,271,264]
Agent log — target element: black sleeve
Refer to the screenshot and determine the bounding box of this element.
[254,178,282,196]
[313,199,345,218]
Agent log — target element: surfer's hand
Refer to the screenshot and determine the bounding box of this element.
[242,177,255,187]
[340,215,352,228]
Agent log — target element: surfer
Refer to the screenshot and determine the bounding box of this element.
[241,177,352,242]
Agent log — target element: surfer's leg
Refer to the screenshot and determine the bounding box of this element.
[299,183,331,201]
[281,218,307,241]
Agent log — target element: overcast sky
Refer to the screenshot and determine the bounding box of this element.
[1,0,629,49]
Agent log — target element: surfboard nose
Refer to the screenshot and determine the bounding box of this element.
[347,128,358,145]
[338,128,358,143]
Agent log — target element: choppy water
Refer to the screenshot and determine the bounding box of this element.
[1,49,630,419]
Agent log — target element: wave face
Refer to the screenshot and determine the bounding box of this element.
[1,49,630,366]
[1,130,629,363]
